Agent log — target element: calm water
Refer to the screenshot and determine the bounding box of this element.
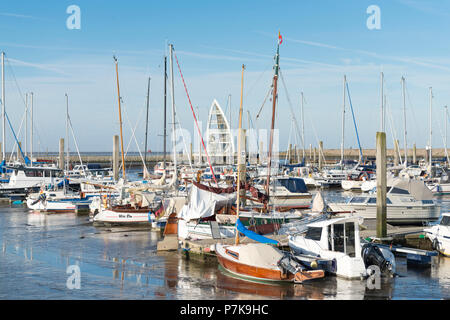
[1,191,450,300]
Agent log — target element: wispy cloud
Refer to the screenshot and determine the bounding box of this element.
[0,12,50,21]
[6,57,68,75]
[256,31,450,73]
[396,0,450,18]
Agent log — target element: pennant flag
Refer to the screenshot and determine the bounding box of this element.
[278,31,283,45]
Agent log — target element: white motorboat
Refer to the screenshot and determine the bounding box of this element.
[249,176,312,209]
[328,179,440,225]
[0,165,64,197]
[424,213,450,256]
[26,189,91,213]
[288,216,396,279]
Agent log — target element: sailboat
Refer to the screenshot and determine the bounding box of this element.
[93,49,182,226]
[215,38,325,284]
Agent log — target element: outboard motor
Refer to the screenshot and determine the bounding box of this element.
[362,243,395,276]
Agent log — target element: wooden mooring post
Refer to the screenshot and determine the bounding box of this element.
[376,132,387,239]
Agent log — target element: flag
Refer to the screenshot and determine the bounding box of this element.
[278,31,283,45]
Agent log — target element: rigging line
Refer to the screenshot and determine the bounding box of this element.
[244,63,273,100]
[301,95,325,163]
[345,81,363,162]
[5,58,27,107]
[285,118,293,163]
[4,111,28,163]
[404,85,420,141]
[173,51,218,185]
[123,101,149,174]
[4,58,44,154]
[117,100,144,173]
[7,107,27,163]
[177,120,194,171]
[303,107,325,164]
[171,85,193,171]
[436,116,449,162]
[67,115,87,176]
[385,97,403,164]
[279,69,302,144]
[255,84,272,119]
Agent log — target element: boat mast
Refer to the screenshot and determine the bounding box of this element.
[144,76,150,174]
[114,56,126,181]
[168,44,177,183]
[228,94,232,165]
[340,75,346,165]
[401,77,407,166]
[30,92,33,167]
[163,56,167,170]
[380,72,384,132]
[265,32,281,199]
[429,87,433,175]
[235,64,245,246]
[65,93,69,172]
[25,93,28,158]
[445,106,449,166]
[301,91,305,162]
[2,52,5,162]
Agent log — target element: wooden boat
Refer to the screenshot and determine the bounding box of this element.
[216,242,324,283]
[215,35,324,285]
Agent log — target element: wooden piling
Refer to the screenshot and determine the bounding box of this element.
[59,138,64,170]
[376,132,387,239]
[413,143,417,164]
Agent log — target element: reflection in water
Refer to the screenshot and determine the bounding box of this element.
[0,198,449,299]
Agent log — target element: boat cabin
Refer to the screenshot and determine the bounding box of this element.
[254,177,309,194]
[301,217,363,257]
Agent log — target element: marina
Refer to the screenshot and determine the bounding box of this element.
[1,1,450,305]
[1,187,450,300]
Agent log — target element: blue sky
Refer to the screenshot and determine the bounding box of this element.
[1,0,450,154]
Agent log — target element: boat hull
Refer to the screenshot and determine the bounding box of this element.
[328,203,440,225]
[93,209,153,226]
[215,243,324,283]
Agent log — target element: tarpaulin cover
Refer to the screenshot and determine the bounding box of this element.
[236,219,279,245]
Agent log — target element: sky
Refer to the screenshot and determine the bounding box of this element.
[1,0,450,154]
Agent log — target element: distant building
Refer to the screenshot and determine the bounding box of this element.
[206,99,235,164]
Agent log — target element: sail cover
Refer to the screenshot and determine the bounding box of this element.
[177,183,236,221]
[236,219,279,245]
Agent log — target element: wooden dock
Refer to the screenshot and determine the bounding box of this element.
[158,234,289,263]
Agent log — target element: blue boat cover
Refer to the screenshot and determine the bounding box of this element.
[236,219,279,245]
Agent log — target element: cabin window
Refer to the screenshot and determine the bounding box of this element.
[389,187,410,195]
[422,200,434,205]
[345,222,356,257]
[278,178,308,193]
[386,198,392,204]
[349,197,366,204]
[305,227,322,241]
[440,216,450,226]
[368,198,376,204]
[333,223,345,253]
